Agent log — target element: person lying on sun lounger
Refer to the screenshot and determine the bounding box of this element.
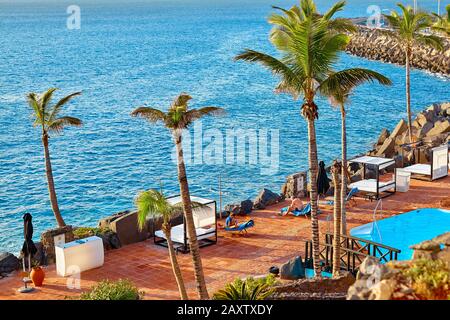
[280,197,304,216]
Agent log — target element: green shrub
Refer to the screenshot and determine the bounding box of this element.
[213,275,278,300]
[73,226,110,239]
[401,259,450,300]
[80,279,144,300]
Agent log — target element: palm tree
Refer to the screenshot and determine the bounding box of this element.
[235,0,386,276]
[135,189,188,299]
[330,160,342,277]
[131,93,224,299]
[384,4,443,143]
[27,88,82,227]
[432,4,450,36]
[321,70,392,235]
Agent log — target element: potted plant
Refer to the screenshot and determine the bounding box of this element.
[30,261,45,287]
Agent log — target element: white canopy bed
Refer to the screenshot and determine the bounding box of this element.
[153,195,217,253]
[348,156,396,200]
[402,144,449,181]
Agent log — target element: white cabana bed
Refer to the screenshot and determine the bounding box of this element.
[348,156,396,200]
[402,144,449,181]
[153,195,217,253]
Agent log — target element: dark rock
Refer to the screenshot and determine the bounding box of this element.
[254,188,282,210]
[269,266,280,275]
[0,252,20,274]
[224,204,241,215]
[240,200,253,215]
[18,241,47,267]
[280,256,305,280]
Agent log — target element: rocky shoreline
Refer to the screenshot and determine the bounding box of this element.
[346,26,450,76]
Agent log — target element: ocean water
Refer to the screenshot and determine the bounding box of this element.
[0,0,448,253]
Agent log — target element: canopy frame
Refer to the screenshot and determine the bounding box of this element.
[348,156,397,200]
[153,195,217,254]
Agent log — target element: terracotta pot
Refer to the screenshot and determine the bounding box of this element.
[30,267,45,287]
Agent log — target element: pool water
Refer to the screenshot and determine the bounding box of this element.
[350,208,450,261]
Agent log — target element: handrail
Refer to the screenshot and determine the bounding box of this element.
[373,199,383,243]
[304,232,401,274]
[324,232,400,253]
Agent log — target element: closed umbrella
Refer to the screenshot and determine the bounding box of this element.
[317,161,330,196]
[18,212,37,293]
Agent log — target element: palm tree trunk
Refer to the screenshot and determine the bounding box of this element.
[405,46,413,144]
[42,133,66,227]
[331,161,342,277]
[306,118,321,277]
[340,104,347,235]
[162,223,188,300]
[173,132,209,300]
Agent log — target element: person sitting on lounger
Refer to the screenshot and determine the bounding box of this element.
[225,213,254,233]
[280,197,304,216]
[225,212,239,228]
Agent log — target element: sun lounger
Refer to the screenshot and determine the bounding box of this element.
[321,187,359,206]
[402,144,448,181]
[225,220,254,233]
[280,203,312,217]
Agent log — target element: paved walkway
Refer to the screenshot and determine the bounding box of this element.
[0,175,449,300]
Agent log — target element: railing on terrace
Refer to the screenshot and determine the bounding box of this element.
[304,232,401,275]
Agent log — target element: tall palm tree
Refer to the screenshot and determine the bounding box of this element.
[432,4,450,36]
[330,160,342,277]
[131,93,224,299]
[27,88,82,227]
[384,4,443,143]
[235,0,385,276]
[135,189,188,299]
[321,70,392,235]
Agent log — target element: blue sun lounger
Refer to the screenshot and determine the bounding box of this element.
[225,218,254,233]
[280,203,311,217]
[320,187,359,206]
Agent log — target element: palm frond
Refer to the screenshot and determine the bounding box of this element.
[40,88,58,110]
[135,189,177,230]
[322,0,346,21]
[131,107,166,123]
[235,49,303,95]
[171,93,192,108]
[47,116,82,134]
[327,18,357,33]
[319,68,392,101]
[415,34,444,50]
[27,92,44,126]
[49,91,82,122]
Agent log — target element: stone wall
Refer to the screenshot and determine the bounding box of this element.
[40,226,74,264]
[270,273,355,300]
[369,102,450,163]
[346,26,450,75]
[280,171,308,199]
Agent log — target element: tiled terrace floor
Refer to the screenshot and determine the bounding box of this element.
[0,175,449,300]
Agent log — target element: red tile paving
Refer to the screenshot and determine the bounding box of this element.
[0,174,449,300]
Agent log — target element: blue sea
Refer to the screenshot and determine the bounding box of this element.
[0,0,448,253]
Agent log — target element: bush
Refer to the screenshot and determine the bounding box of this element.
[213,274,278,300]
[80,279,144,300]
[73,227,110,239]
[401,259,450,300]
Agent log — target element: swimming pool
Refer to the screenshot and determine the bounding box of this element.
[350,208,450,261]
